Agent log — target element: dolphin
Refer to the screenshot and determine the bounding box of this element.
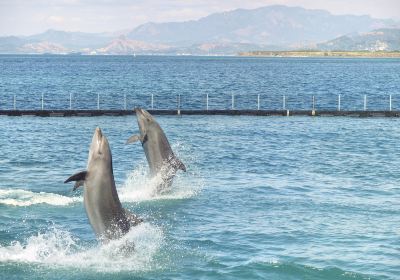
[126,108,186,193]
[65,127,142,242]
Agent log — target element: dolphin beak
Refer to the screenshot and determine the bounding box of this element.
[95,127,103,145]
[135,107,143,116]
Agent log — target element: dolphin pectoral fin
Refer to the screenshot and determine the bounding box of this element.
[126,134,142,144]
[72,180,85,191]
[174,157,186,172]
[123,208,143,227]
[64,171,88,184]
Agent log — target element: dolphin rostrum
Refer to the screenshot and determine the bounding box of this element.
[126,108,186,193]
[65,127,142,241]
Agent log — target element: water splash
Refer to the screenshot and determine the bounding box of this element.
[118,165,198,202]
[0,189,81,207]
[0,223,164,272]
[119,142,203,202]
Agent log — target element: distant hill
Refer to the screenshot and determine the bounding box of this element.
[95,36,171,55]
[0,5,399,54]
[127,5,396,47]
[317,28,400,51]
[0,29,112,54]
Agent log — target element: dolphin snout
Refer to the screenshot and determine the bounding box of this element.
[95,127,103,137]
[94,127,103,144]
[134,108,142,113]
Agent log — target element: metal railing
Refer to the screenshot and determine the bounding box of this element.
[0,93,398,112]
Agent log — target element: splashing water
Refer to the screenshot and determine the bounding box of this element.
[0,223,164,272]
[118,142,203,202]
[0,189,81,207]
[118,165,200,202]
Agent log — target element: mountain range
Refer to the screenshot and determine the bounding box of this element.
[1,5,399,55]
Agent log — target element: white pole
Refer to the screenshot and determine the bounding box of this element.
[151,94,154,109]
[390,94,392,111]
[312,95,315,110]
[124,94,127,110]
[13,95,16,110]
[206,93,209,111]
[69,93,72,110]
[283,95,286,110]
[338,94,341,111]
[97,93,100,110]
[231,93,234,110]
[364,95,367,111]
[41,93,44,110]
[257,94,260,110]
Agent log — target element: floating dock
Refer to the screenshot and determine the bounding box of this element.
[1,109,400,117]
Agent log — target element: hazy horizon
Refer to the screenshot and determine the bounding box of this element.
[0,0,399,37]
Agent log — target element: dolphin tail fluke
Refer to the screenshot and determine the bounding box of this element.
[126,134,141,144]
[64,171,87,191]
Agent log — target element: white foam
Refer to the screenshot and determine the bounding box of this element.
[0,223,164,272]
[118,163,201,203]
[0,189,81,207]
[118,141,203,202]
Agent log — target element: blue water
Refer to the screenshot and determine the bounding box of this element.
[0,55,400,110]
[0,56,399,280]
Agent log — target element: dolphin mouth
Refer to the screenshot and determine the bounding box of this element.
[95,127,103,146]
[135,107,144,116]
[135,107,152,120]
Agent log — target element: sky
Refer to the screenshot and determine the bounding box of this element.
[0,0,399,36]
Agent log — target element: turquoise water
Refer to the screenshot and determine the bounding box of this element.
[0,115,399,280]
[0,56,399,279]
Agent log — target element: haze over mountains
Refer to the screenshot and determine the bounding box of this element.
[1,5,399,55]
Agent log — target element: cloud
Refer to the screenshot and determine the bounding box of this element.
[47,15,65,23]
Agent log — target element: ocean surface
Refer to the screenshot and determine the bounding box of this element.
[0,55,400,110]
[0,56,399,280]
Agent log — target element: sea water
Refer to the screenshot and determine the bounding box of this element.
[0,55,399,110]
[0,56,399,279]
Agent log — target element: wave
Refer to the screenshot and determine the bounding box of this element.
[217,259,376,280]
[0,189,81,207]
[0,223,164,272]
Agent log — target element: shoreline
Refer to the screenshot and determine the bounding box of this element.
[238,51,400,58]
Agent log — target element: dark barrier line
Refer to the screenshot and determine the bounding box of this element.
[1,109,400,117]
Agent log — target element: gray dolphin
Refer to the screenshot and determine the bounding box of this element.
[65,127,142,242]
[126,108,186,193]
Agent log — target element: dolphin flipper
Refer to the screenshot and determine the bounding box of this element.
[177,159,186,172]
[65,171,88,191]
[64,171,87,183]
[126,135,142,144]
[172,156,186,172]
[73,180,85,191]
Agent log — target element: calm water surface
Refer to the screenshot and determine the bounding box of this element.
[0,55,399,110]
